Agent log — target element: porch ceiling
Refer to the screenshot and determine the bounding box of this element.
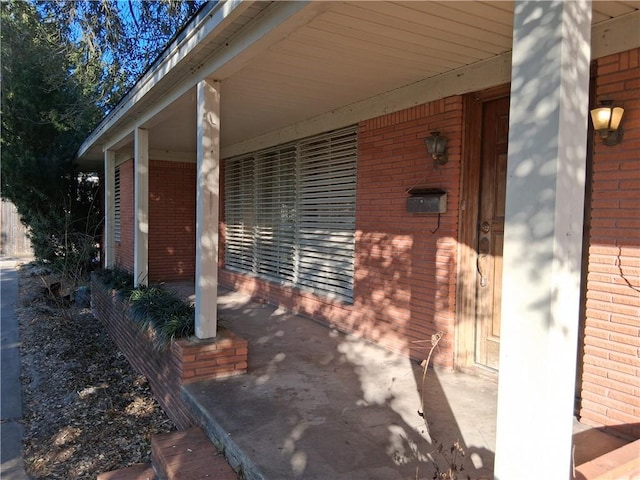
[78,0,640,169]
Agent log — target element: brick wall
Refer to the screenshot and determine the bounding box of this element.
[221,96,463,367]
[580,48,640,439]
[112,159,196,282]
[355,98,462,367]
[91,277,248,430]
[115,160,134,272]
[149,160,196,281]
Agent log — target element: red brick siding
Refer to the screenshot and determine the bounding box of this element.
[115,160,134,272]
[111,160,197,281]
[148,160,196,281]
[91,276,196,429]
[91,277,248,429]
[220,96,463,367]
[580,48,640,440]
[176,333,248,383]
[355,97,462,367]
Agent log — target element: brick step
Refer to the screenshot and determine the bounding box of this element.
[97,463,156,480]
[152,427,238,480]
[575,439,640,480]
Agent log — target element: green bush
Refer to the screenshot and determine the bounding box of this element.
[94,269,194,349]
[128,286,195,349]
[93,268,134,298]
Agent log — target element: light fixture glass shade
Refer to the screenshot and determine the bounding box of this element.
[609,106,624,130]
[590,106,624,132]
[424,131,448,168]
[590,102,624,145]
[425,132,447,158]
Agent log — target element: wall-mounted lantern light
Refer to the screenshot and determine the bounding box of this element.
[425,131,448,169]
[590,100,624,146]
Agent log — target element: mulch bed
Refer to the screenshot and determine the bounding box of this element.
[17,262,175,479]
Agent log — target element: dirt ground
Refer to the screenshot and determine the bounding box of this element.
[17,262,175,479]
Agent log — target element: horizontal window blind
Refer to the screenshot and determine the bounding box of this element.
[297,128,357,300]
[114,167,121,242]
[255,147,297,282]
[224,156,255,273]
[224,126,357,302]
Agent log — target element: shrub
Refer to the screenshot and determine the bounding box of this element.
[93,268,134,298]
[93,269,194,349]
[128,286,195,349]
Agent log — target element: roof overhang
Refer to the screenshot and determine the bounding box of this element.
[76,0,640,171]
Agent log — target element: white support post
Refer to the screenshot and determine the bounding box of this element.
[494,1,592,478]
[134,128,149,287]
[103,150,116,268]
[195,79,220,339]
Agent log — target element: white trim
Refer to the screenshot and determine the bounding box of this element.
[134,128,149,287]
[591,11,640,59]
[113,151,195,164]
[84,1,325,158]
[78,0,250,159]
[221,10,640,159]
[83,6,639,163]
[148,150,197,163]
[222,52,512,158]
[115,153,132,166]
[195,79,221,340]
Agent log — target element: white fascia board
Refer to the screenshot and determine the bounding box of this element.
[99,1,322,154]
[149,150,197,163]
[112,149,195,164]
[78,0,251,159]
[591,10,640,59]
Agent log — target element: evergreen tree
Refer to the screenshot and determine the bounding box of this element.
[1,1,102,278]
[1,0,203,279]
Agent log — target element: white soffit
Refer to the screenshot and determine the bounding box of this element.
[77,1,640,168]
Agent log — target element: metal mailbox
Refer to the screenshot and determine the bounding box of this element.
[406,188,447,214]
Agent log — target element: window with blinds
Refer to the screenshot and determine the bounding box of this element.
[114,166,121,242]
[224,126,357,302]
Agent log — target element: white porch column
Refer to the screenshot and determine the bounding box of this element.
[103,150,116,268]
[134,128,149,286]
[195,79,220,339]
[495,1,591,478]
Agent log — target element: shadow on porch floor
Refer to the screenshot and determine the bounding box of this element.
[166,282,629,479]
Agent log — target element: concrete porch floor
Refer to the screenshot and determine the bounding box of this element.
[167,283,629,479]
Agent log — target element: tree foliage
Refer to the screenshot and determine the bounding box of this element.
[1,1,102,276]
[1,0,203,279]
[38,0,205,110]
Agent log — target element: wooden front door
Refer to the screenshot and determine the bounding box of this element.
[474,96,509,369]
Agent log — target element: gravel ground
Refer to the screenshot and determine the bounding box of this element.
[17,263,175,479]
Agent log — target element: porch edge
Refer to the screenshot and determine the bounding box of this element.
[181,384,268,480]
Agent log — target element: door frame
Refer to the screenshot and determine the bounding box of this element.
[455,84,510,371]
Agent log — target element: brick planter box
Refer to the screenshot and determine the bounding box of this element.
[91,277,248,429]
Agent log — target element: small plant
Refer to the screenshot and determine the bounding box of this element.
[93,268,134,298]
[414,332,470,480]
[432,440,468,480]
[127,285,194,349]
[93,268,194,349]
